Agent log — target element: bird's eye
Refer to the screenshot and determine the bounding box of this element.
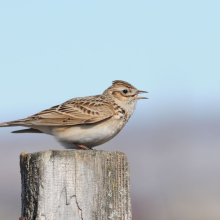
[123,89,128,94]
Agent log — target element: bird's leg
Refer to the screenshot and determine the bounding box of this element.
[76,144,92,150]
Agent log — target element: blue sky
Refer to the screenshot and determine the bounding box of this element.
[1,2,220,219]
[0,1,219,120]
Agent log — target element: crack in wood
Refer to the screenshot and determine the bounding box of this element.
[71,195,83,220]
[65,186,83,220]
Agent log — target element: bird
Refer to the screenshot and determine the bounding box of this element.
[0,80,147,150]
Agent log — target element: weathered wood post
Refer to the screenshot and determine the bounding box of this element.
[20,150,132,220]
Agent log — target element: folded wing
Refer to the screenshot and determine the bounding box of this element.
[0,96,114,127]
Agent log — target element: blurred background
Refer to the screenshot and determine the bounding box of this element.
[0,1,220,219]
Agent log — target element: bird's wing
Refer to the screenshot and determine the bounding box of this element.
[1,95,114,127]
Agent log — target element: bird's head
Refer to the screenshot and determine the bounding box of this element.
[103,80,148,105]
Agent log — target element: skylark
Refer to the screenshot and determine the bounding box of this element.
[0,80,147,149]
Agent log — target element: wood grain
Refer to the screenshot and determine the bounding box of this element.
[20,150,132,220]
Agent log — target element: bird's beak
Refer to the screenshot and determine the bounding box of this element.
[135,90,148,99]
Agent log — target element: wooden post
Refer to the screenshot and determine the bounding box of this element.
[20,150,132,220]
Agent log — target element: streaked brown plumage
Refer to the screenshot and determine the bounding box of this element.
[0,80,147,149]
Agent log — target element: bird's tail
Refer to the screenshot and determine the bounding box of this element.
[12,128,43,133]
[0,120,44,134]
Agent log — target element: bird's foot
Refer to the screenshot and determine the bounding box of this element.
[76,144,92,150]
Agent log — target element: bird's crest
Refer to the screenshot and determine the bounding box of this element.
[112,80,137,89]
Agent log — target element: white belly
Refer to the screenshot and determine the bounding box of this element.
[51,118,125,148]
